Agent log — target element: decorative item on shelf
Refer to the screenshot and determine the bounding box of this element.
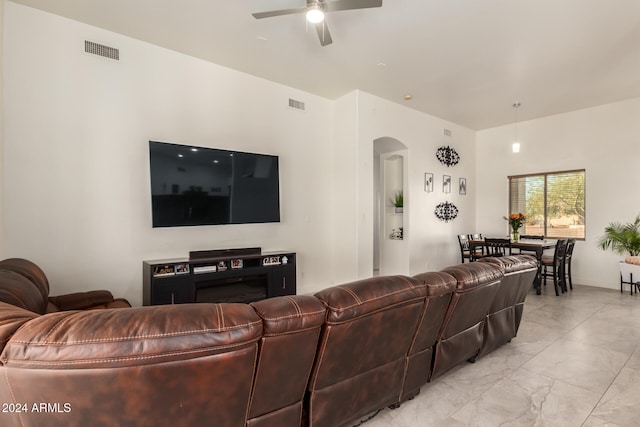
[435,202,458,222]
[436,146,460,167]
[389,227,403,240]
[504,213,525,241]
[175,263,190,275]
[391,190,404,213]
[263,255,282,266]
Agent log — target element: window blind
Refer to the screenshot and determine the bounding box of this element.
[508,169,585,239]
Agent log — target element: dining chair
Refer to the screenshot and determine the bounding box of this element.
[541,239,567,296]
[457,234,473,263]
[564,238,576,290]
[484,238,512,257]
[468,233,483,240]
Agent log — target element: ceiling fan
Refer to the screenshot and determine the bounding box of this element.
[252,0,383,46]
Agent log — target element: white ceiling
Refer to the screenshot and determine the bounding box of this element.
[10,0,640,130]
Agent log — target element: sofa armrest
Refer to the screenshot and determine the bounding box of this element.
[47,290,120,311]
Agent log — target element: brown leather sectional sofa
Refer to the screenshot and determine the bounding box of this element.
[0,255,537,427]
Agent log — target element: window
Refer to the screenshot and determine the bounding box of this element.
[509,169,585,239]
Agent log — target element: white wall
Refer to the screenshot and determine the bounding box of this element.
[3,3,479,305]
[476,97,640,289]
[3,3,335,304]
[354,92,477,276]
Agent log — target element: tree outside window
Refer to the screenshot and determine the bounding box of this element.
[509,170,585,239]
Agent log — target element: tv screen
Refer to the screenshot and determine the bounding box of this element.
[149,141,280,227]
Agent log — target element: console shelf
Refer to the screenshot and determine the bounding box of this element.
[143,249,296,306]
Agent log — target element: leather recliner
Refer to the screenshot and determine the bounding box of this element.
[248,295,326,427]
[307,275,428,427]
[476,255,537,357]
[419,262,503,380]
[400,271,456,402]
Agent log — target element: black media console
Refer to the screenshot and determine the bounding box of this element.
[143,248,296,306]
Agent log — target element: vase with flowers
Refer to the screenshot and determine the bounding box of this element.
[504,213,525,240]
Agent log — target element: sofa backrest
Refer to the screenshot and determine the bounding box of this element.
[248,295,326,427]
[401,271,456,401]
[0,258,50,314]
[0,302,263,427]
[476,255,538,357]
[308,275,427,427]
[422,262,503,379]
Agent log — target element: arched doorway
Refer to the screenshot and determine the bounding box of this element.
[373,137,408,276]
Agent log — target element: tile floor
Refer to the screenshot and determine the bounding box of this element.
[363,284,640,426]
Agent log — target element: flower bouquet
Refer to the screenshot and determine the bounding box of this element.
[504,213,525,240]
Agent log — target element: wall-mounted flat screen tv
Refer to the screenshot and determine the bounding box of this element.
[149,141,280,227]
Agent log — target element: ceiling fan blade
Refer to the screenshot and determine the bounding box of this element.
[252,7,307,19]
[315,21,333,46]
[325,0,382,12]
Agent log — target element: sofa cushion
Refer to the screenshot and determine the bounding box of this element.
[0,302,40,354]
[478,254,538,273]
[248,296,326,426]
[251,295,326,335]
[428,262,504,379]
[309,275,427,427]
[1,303,262,369]
[314,275,427,324]
[440,262,504,291]
[0,302,263,427]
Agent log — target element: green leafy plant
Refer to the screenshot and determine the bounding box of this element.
[391,191,403,208]
[597,214,640,256]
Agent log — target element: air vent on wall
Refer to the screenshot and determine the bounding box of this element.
[288,98,305,111]
[84,40,119,61]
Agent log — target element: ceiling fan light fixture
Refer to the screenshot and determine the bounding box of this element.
[306,5,325,23]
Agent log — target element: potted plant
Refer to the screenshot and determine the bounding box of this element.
[391,191,404,213]
[597,214,640,256]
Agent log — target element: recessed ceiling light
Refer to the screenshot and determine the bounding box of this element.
[404,95,413,101]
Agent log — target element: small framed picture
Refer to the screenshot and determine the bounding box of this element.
[459,178,467,195]
[231,259,243,269]
[174,263,190,275]
[443,175,451,194]
[424,173,434,192]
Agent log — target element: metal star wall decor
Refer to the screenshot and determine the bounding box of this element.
[436,146,460,167]
[434,202,459,222]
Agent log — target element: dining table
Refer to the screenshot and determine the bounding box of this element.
[469,238,556,295]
